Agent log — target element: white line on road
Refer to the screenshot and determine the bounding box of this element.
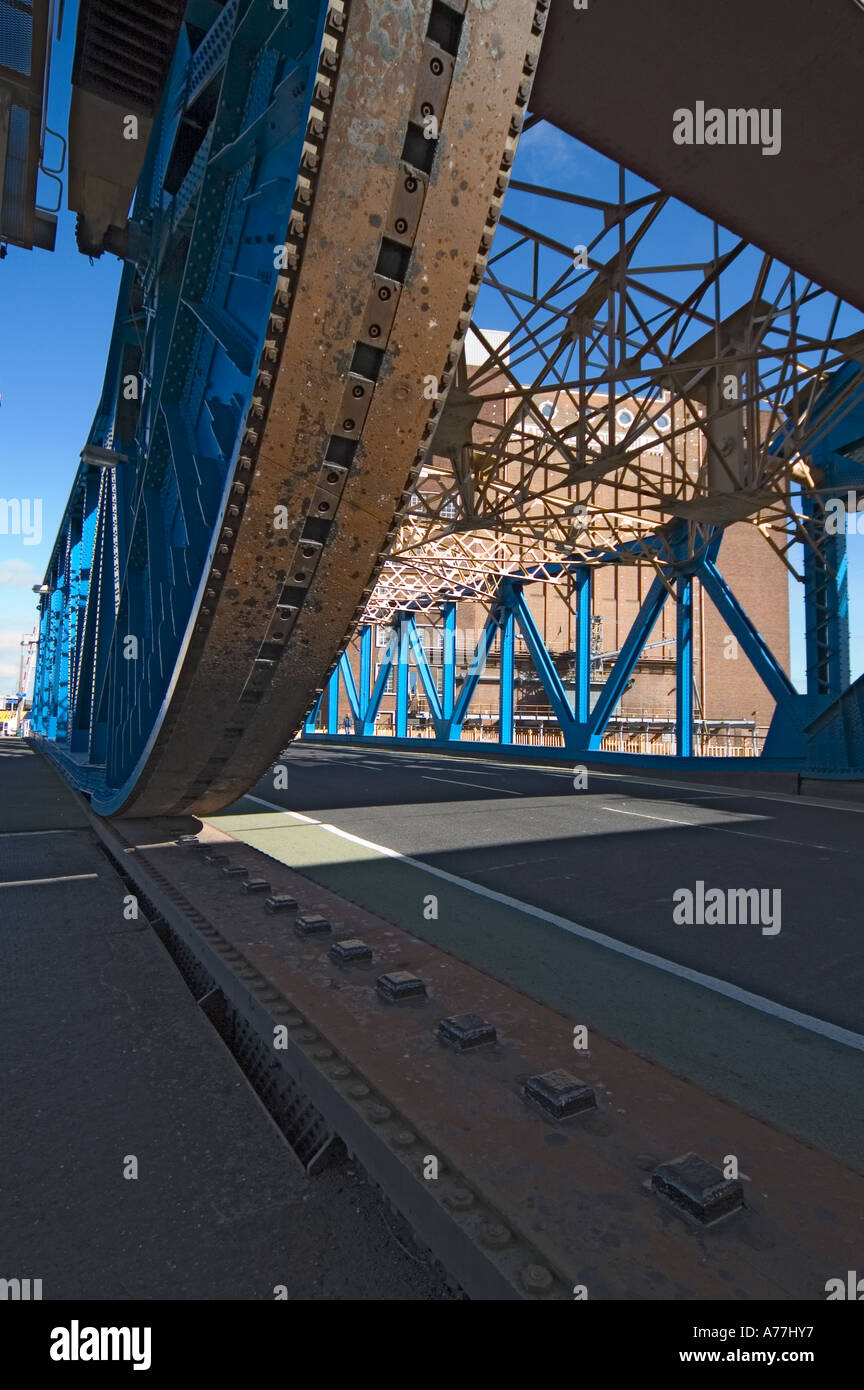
[0,873,99,888]
[601,806,690,826]
[421,775,522,796]
[0,829,77,838]
[601,804,848,853]
[241,794,864,1054]
[303,744,864,816]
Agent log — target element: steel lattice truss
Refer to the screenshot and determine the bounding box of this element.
[365,137,864,621]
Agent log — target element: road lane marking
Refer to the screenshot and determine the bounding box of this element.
[0,873,99,888]
[241,794,864,1054]
[601,804,849,853]
[0,829,77,838]
[601,806,690,826]
[421,775,522,796]
[291,743,864,816]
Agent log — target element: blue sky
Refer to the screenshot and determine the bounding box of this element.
[1,18,860,697]
[0,2,122,689]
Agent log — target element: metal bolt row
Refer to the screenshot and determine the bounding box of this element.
[174,831,568,1296]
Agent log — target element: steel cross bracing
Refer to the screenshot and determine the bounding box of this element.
[312,125,864,777]
[366,160,864,613]
[305,523,805,766]
[33,0,548,814]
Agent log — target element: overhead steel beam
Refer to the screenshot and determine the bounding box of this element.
[531,0,864,311]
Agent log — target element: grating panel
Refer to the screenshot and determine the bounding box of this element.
[159,920,335,1173]
[229,1012,337,1174]
[72,0,186,114]
[0,105,30,243]
[0,0,32,76]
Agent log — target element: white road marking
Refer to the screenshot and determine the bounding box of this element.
[0,829,75,838]
[601,804,848,853]
[241,794,864,1055]
[601,806,689,826]
[421,775,522,796]
[0,873,99,888]
[296,742,864,816]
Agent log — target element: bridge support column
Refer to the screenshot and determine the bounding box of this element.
[802,493,850,699]
[676,575,693,758]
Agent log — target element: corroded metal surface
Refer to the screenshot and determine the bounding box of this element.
[115,0,544,816]
[102,812,864,1300]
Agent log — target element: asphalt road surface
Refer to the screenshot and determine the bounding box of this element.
[248,744,863,1036]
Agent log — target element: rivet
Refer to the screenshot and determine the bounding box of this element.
[376,971,427,1002]
[241,878,270,893]
[437,1012,497,1051]
[524,1070,597,1121]
[295,912,331,937]
[265,893,298,913]
[522,1264,554,1294]
[480,1222,511,1249]
[330,938,372,963]
[443,1187,474,1210]
[651,1153,745,1225]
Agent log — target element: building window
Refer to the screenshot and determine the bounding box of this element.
[616,408,634,427]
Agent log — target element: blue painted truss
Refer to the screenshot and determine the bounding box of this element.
[32,0,331,806]
[304,366,864,779]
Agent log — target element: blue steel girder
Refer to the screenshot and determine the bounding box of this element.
[586,573,668,747]
[504,581,578,739]
[400,618,444,728]
[499,604,515,746]
[573,567,592,725]
[34,0,332,802]
[676,574,694,759]
[801,492,850,699]
[699,558,797,711]
[450,607,505,736]
[313,512,812,766]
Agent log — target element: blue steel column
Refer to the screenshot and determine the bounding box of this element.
[573,567,591,725]
[676,575,693,757]
[441,603,456,723]
[326,666,340,733]
[46,583,65,739]
[395,616,410,738]
[33,595,54,735]
[499,603,514,744]
[802,492,850,698]
[587,575,668,749]
[359,625,373,716]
